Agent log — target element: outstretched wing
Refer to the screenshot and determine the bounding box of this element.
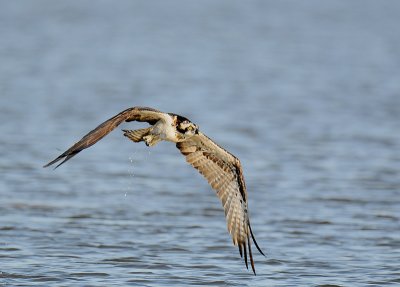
[176,132,264,274]
[44,107,163,168]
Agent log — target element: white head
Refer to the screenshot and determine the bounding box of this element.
[179,120,199,136]
[174,114,199,137]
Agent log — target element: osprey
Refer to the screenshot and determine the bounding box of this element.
[44,106,264,274]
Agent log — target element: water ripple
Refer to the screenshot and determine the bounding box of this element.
[1,0,400,286]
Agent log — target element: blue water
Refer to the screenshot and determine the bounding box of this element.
[1,1,399,286]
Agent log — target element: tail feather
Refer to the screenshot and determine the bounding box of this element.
[123,128,151,142]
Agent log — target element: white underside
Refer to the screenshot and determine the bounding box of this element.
[150,114,178,143]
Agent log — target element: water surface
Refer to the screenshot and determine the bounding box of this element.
[1,1,399,286]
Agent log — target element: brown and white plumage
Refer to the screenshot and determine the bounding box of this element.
[44,106,264,274]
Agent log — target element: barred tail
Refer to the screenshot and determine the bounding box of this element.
[123,128,151,142]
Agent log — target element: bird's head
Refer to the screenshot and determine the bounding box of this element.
[175,115,199,137]
[179,120,199,137]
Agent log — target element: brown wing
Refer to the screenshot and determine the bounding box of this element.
[44,107,164,168]
[176,132,264,274]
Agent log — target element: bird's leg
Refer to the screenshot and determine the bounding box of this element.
[143,135,161,146]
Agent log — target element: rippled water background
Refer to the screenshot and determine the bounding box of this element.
[1,1,400,286]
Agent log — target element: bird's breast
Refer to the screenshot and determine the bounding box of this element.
[152,117,180,143]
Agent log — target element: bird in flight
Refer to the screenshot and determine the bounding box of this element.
[44,106,264,274]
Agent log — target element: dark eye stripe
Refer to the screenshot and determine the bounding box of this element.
[177,126,186,133]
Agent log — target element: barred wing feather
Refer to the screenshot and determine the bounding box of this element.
[176,132,264,274]
[43,107,163,168]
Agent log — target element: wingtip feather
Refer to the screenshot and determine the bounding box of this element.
[248,223,265,257]
[243,243,248,270]
[43,156,63,168]
[44,150,79,169]
[247,233,256,275]
[238,244,243,258]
